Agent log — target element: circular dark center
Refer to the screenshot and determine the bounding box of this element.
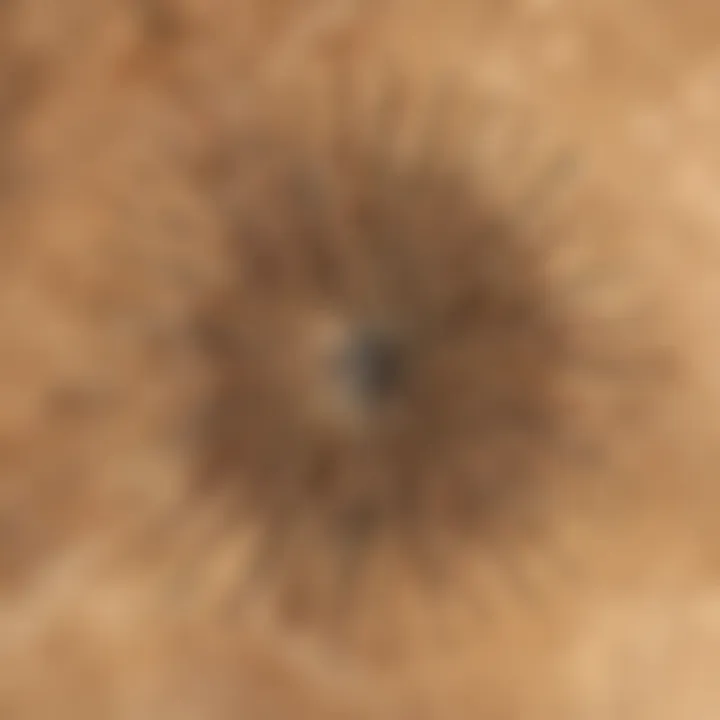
[334,329,404,408]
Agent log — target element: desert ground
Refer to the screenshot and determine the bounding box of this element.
[2,0,720,717]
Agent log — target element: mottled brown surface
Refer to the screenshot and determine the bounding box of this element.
[2,1,720,718]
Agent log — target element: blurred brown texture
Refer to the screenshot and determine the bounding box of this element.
[2,1,720,718]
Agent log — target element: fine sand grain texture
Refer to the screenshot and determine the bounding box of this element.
[2,1,720,718]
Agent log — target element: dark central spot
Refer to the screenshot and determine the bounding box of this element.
[334,329,404,408]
